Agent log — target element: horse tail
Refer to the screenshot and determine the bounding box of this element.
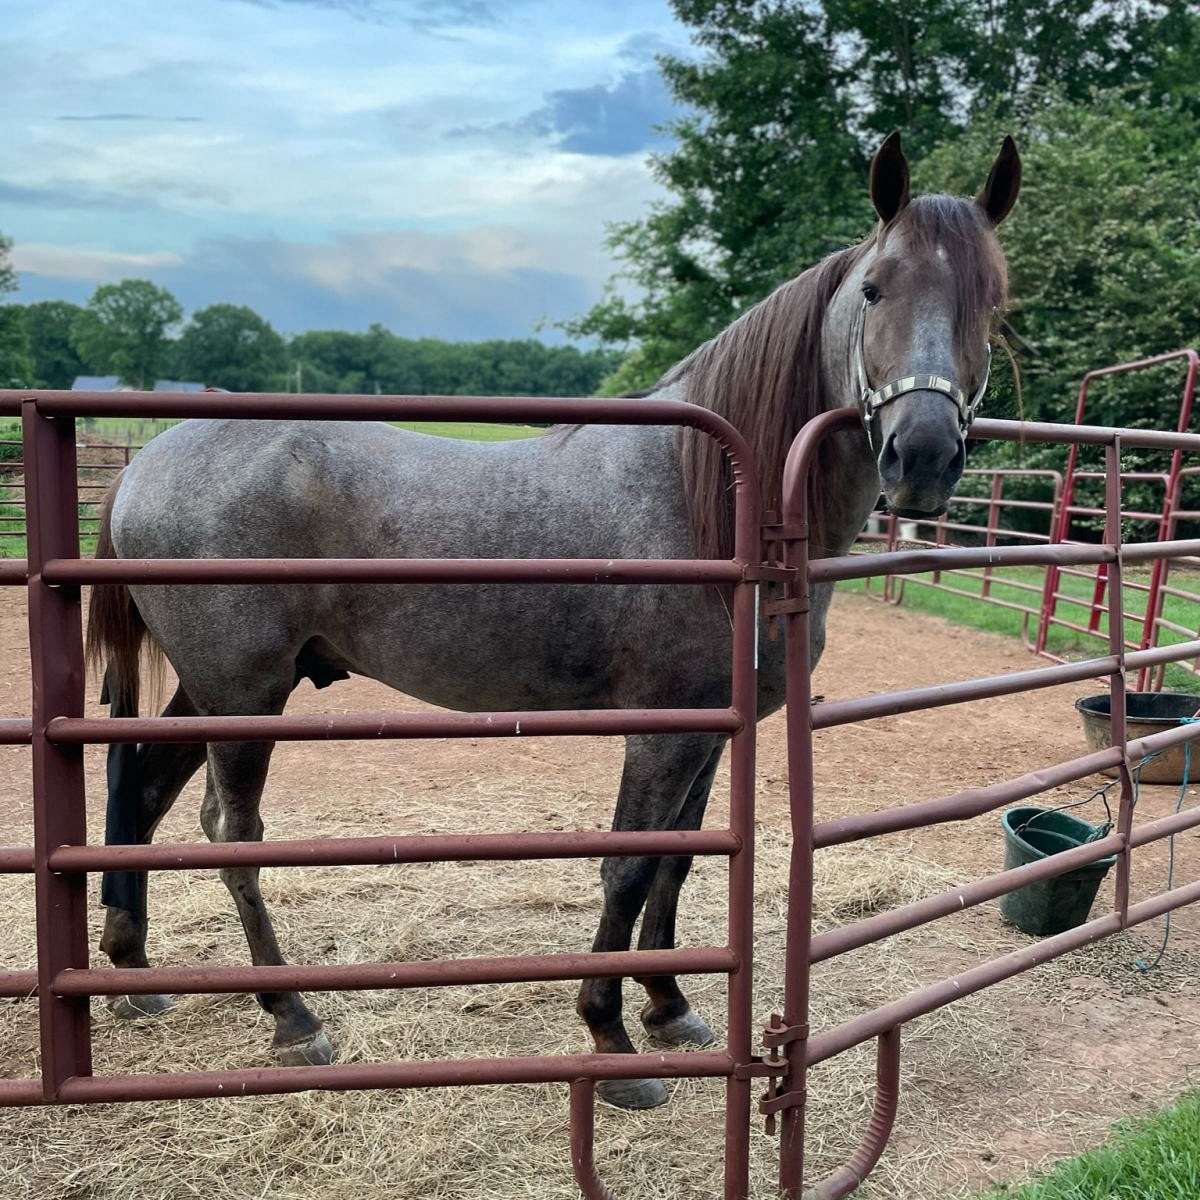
[87,476,163,914]
[86,474,161,714]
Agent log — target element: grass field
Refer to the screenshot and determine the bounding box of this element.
[980,1091,1200,1198]
[842,556,1200,693]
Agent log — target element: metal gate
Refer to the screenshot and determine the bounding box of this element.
[0,388,769,1198]
[768,406,1200,1198]
[5,388,1200,1197]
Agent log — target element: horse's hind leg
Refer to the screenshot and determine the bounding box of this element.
[100,685,207,1019]
[635,744,723,1049]
[200,737,332,1066]
[576,732,722,1110]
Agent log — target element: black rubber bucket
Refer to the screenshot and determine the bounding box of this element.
[999,806,1116,937]
[1075,691,1200,784]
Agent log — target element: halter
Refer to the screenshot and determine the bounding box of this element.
[852,297,991,452]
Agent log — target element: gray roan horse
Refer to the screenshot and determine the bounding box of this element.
[88,132,1020,1109]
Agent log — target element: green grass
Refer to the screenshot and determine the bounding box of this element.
[979,1091,1200,1198]
[72,416,544,445]
[842,556,1200,694]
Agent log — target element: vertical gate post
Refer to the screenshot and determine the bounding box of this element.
[23,400,91,1095]
[775,466,819,1199]
[723,490,760,1200]
[980,472,1003,599]
[1104,439,1136,921]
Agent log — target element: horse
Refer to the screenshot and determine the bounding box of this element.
[87,131,1019,1110]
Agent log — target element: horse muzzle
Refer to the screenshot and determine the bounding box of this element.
[876,416,966,519]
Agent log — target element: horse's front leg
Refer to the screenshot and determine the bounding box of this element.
[576,732,722,1110]
[200,739,333,1066]
[634,743,723,1048]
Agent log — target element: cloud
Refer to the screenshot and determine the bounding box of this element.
[527,67,677,156]
[56,113,204,123]
[13,244,185,280]
[220,0,496,30]
[451,66,678,156]
[13,228,596,341]
[0,180,165,214]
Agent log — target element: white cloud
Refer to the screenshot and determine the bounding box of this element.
[12,244,185,279]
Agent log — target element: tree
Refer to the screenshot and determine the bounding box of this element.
[920,91,1200,428]
[175,303,287,392]
[71,279,182,388]
[572,1,1197,390]
[0,238,32,386]
[0,233,15,300]
[0,304,33,387]
[21,300,85,388]
[285,327,620,397]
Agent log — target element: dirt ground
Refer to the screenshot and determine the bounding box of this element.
[1,586,1199,1199]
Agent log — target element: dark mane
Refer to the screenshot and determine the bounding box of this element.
[668,194,1007,562]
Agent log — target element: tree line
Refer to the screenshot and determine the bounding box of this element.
[0,264,621,398]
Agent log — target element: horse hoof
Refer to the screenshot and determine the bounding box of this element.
[596,1077,669,1110]
[642,1008,716,1049]
[110,993,174,1020]
[275,1029,336,1067]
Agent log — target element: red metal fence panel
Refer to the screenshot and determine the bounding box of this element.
[4,386,1200,1196]
[0,388,763,1197]
[772,406,1200,1198]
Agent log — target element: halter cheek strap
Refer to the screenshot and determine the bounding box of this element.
[853,297,991,451]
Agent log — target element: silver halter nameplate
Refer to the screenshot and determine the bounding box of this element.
[852,297,991,449]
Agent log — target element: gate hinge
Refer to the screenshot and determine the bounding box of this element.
[753,1013,810,1134]
[733,1057,783,1080]
[762,596,809,618]
[742,563,795,584]
[762,1016,808,1050]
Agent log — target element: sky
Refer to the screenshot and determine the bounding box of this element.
[0,0,693,341]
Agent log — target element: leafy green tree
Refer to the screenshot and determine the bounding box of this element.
[285,328,619,398]
[175,303,286,391]
[920,92,1200,429]
[20,300,85,388]
[71,279,182,389]
[573,1,1197,390]
[0,304,33,387]
[0,233,15,299]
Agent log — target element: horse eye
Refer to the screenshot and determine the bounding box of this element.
[862,282,882,305]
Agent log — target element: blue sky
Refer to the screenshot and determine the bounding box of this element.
[0,0,691,340]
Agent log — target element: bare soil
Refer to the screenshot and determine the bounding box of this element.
[0,588,1198,1199]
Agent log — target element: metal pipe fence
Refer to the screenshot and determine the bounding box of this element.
[0,388,763,1197]
[3,386,1200,1197]
[770,405,1200,1197]
[0,437,135,541]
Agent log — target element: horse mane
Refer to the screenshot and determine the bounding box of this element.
[665,195,1007,562]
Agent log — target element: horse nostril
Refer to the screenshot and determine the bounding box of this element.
[892,430,961,481]
[877,432,902,484]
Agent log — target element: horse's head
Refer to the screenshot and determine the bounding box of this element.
[839,132,1021,519]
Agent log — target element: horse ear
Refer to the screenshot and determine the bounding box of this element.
[869,131,911,225]
[977,134,1021,226]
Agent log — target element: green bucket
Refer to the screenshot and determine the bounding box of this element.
[999,806,1116,937]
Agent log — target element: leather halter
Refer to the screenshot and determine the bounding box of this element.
[852,297,991,451]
